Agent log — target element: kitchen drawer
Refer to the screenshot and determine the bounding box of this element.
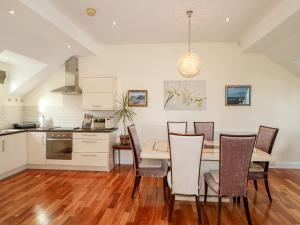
[72,153,108,167]
[81,77,115,93]
[73,132,109,140]
[73,139,109,153]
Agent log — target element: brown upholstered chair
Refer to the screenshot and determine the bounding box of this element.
[248,126,279,202]
[167,133,205,224]
[204,134,256,225]
[167,121,187,134]
[194,122,214,141]
[128,124,168,199]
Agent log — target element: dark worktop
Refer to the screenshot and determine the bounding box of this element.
[0,127,118,136]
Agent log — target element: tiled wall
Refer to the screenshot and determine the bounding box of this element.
[0,105,24,129]
[24,95,114,128]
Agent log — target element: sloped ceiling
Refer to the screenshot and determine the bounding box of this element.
[0,0,299,97]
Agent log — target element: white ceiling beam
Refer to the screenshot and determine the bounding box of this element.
[240,0,300,52]
[19,0,100,55]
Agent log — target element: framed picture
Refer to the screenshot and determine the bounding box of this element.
[128,90,148,107]
[225,85,251,106]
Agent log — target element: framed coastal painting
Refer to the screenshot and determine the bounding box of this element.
[128,90,148,107]
[225,85,251,106]
[164,80,207,110]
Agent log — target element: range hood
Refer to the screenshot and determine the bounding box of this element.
[51,56,82,94]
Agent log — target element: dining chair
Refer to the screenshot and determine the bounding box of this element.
[167,121,187,134]
[127,124,168,199]
[204,134,256,225]
[194,122,214,141]
[168,133,205,224]
[248,125,278,202]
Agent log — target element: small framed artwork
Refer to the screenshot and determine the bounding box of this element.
[128,90,148,107]
[225,85,251,106]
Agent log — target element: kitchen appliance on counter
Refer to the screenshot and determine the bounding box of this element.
[92,117,115,129]
[13,122,37,129]
[46,131,73,160]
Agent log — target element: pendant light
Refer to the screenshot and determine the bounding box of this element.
[177,10,202,78]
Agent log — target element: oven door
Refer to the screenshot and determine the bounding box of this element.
[46,136,72,160]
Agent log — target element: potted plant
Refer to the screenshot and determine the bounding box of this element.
[114,92,136,145]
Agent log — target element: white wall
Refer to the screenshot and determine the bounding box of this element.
[25,42,300,166]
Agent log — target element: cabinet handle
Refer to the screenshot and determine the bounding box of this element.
[81,154,97,157]
[82,134,97,137]
[82,140,97,143]
[92,105,102,107]
[1,140,4,152]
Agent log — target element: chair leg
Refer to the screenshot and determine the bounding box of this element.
[137,176,141,188]
[233,197,236,203]
[204,181,208,203]
[253,180,258,191]
[217,196,222,225]
[163,177,167,201]
[131,176,140,198]
[237,196,240,204]
[195,196,202,225]
[264,177,272,202]
[168,194,175,222]
[243,196,252,225]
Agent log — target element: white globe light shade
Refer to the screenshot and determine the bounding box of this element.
[177,52,202,78]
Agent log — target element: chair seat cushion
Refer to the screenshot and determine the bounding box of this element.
[137,167,167,177]
[249,162,264,172]
[204,171,219,194]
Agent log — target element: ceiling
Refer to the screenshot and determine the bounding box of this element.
[49,0,282,44]
[1,0,300,96]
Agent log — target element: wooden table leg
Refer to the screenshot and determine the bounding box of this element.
[118,149,120,166]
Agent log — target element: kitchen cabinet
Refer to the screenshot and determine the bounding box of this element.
[27,132,46,165]
[0,133,27,177]
[72,132,116,171]
[81,76,116,110]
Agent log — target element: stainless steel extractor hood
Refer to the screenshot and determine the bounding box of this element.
[51,56,82,94]
[0,70,6,84]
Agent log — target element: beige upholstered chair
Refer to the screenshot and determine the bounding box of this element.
[167,121,187,134]
[248,126,278,202]
[167,133,205,224]
[204,134,256,225]
[128,124,168,199]
[194,122,214,141]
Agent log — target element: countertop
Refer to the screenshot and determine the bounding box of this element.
[0,127,118,136]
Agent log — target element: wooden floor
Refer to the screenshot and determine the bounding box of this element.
[0,166,299,225]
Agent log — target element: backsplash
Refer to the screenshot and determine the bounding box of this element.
[0,105,24,129]
[24,95,115,128]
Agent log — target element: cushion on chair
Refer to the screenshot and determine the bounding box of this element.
[204,172,219,194]
[249,162,264,172]
[137,167,167,178]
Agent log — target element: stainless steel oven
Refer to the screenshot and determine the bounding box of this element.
[46,132,73,160]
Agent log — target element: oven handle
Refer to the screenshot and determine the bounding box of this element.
[46,138,73,141]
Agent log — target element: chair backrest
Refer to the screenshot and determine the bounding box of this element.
[167,121,187,134]
[219,134,256,197]
[255,126,279,154]
[127,124,142,170]
[169,133,204,196]
[194,122,214,141]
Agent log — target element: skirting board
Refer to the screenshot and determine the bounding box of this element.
[270,161,300,169]
[0,165,27,180]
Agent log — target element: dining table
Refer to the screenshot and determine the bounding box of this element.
[140,140,272,202]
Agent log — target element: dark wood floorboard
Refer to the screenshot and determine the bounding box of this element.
[0,166,299,225]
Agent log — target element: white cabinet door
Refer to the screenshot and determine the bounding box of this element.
[27,132,46,164]
[82,92,115,110]
[0,137,9,174]
[6,133,27,171]
[81,77,114,93]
